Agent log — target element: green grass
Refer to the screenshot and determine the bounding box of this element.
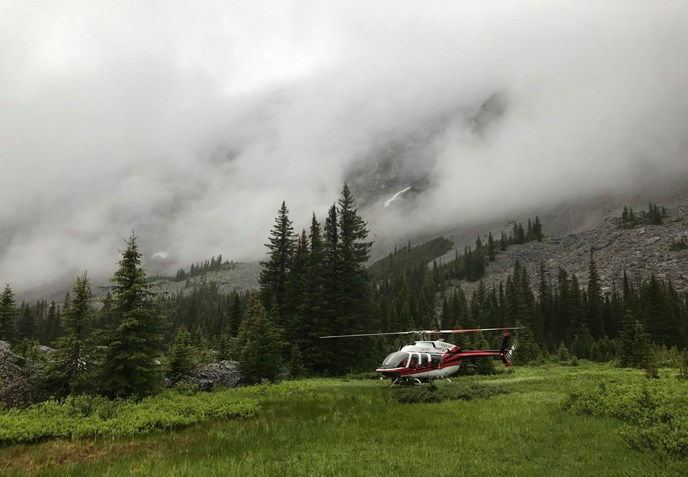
[2,364,688,476]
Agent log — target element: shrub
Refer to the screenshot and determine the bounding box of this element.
[678,350,688,381]
[0,390,259,445]
[563,376,688,459]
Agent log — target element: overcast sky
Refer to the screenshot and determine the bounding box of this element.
[1,0,688,292]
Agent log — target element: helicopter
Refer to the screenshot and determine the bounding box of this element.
[322,327,520,385]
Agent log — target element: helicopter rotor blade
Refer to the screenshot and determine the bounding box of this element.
[320,326,523,339]
[320,331,420,338]
[422,327,524,334]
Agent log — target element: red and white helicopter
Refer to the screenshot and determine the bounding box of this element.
[322,327,520,385]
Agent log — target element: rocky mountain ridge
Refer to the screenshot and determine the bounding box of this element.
[450,196,688,298]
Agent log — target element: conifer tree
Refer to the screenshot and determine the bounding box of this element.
[45,301,61,345]
[283,229,309,342]
[618,315,654,368]
[236,295,285,384]
[17,304,36,341]
[533,216,543,241]
[487,232,496,261]
[259,201,295,322]
[43,273,94,397]
[217,326,233,361]
[99,234,166,398]
[333,183,376,373]
[586,250,605,339]
[0,284,18,343]
[167,325,196,383]
[300,214,330,373]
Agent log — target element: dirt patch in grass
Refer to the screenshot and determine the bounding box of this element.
[0,438,161,475]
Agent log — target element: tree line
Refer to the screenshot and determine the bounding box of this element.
[3,187,686,405]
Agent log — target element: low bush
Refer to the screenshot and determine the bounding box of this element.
[392,381,510,404]
[563,375,688,458]
[0,390,259,445]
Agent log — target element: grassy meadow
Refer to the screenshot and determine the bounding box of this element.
[2,363,688,476]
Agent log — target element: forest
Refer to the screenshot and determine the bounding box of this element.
[1,187,687,408]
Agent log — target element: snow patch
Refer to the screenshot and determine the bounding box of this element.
[384,186,413,208]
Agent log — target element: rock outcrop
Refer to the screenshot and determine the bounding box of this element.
[178,360,241,391]
[0,341,42,408]
[449,199,688,298]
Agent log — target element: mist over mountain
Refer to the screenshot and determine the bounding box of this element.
[2,1,688,293]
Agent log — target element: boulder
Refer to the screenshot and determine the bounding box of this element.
[180,360,241,391]
[0,341,42,408]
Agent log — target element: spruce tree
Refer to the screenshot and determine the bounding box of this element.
[43,273,94,397]
[99,234,166,398]
[586,250,605,339]
[300,214,330,373]
[259,201,295,322]
[618,315,653,368]
[236,295,285,384]
[334,183,375,373]
[167,325,196,383]
[45,301,61,345]
[17,304,36,341]
[0,284,18,343]
[217,326,233,361]
[283,229,309,343]
[487,232,496,261]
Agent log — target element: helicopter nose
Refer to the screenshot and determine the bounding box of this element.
[376,368,398,377]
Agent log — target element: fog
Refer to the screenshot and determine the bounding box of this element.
[1,0,687,292]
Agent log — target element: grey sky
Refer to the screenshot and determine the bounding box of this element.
[1,0,687,291]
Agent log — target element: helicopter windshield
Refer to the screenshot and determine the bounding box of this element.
[380,352,409,369]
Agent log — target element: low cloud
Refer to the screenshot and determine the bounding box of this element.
[1,0,687,291]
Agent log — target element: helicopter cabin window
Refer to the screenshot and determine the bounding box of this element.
[380,352,409,369]
[421,354,429,368]
[409,353,422,369]
[431,355,442,368]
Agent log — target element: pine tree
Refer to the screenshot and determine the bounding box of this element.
[533,216,543,241]
[259,201,295,322]
[167,325,196,383]
[332,183,376,373]
[99,234,167,398]
[229,294,243,336]
[323,203,341,332]
[618,315,654,369]
[45,301,61,345]
[17,304,36,341]
[43,273,94,397]
[217,326,233,361]
[0,284,18,343]
[283,229,309,342]
[487,232,496,261]
[586,250,605,339]
[297,215,330,373]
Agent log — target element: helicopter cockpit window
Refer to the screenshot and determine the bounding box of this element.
[380,352,409,369]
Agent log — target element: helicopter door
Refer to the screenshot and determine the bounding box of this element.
[431,355,442,368]
[421,354,429,368]
[409,353,420,369]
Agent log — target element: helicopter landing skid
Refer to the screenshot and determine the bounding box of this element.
[390,377,423,387]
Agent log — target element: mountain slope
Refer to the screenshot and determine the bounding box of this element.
[445,195,688,298]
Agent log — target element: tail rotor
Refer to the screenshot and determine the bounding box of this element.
[499,333,518,366]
